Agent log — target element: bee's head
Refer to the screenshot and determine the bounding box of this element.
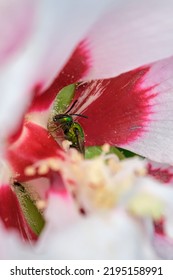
[53,114,73,125]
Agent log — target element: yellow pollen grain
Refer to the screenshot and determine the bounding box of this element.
[36,200,47,210]
[38,163,49,175]
[93,188,117,209]
[128,194,163,220]
[48,158,60,171]
[62,140,71,151]
[70,150,83,162]
[134,167,146,177]
[118,175,135,192]
[71,164,84,181]
[89,180,105,189]
[90,174,104,186]
[24,166,36,176]
[102,143,110,153]
[107,158,121,173]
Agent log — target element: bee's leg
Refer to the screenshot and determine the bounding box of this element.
[73,127,85,155]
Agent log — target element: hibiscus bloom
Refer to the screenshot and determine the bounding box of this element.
[1,0,173,259]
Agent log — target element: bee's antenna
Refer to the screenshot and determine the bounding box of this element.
[65,100,78,114]
[71,114,88,119]
[63,100,88,119]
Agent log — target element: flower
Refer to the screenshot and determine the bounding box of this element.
[1,0,173,259]
[2,150,173,259]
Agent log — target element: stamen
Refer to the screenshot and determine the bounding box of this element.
[48,158,60,171]
[107,158,121,173]
[38,164,49,175]
[25,166,36,176]
[62,140,72,151]
[36,200,47,211]
[102,143,110,153]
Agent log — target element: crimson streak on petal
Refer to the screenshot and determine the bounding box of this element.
[0,185,37,241]
[147,162,173,241]
[74,66,156,146]
[148,163,173,184]
[29,40,91,112]
[6,122,64,181]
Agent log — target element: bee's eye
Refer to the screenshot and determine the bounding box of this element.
[53,115,58,122]
[53,115,62,122]
[53,114,72,124]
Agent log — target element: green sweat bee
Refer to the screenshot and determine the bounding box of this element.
[51,100,88,155]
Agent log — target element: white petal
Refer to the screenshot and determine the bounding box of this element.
[153,235,173,260]
[44,191,80,230]
[84,0,173,80]
[0,223,34,259]
[123,57,173,164]
[0,0,34,65]
[37,210,157,259]
[0,211,156,259]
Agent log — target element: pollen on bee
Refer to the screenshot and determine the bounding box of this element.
[24,165,36,176]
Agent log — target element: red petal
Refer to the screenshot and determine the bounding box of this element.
[29,41,91,112]
[73,66,154,145]
[6,122,64,181]
[0,184,37,242]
